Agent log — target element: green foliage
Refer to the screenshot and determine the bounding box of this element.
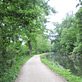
[36,34,51,53]
[0,0,55,81]
[76,0,82,7]
[52,9,82,56]
[73,7,82,56]
[60,27,77,55]
[40,54,82,82]
[47,7,82,81]
[48,7,82,81]
[0,55,32,82]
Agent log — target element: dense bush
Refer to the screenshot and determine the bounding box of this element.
[40,54,82,82]
[0,55,32,82]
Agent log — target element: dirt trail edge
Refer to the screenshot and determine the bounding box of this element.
[15,55,67,82]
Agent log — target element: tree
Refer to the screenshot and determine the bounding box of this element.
[60,27,77,55]
[0,0,55,81]
[52,13,77,55]
[73,7,82,56]
[36,34,51,53]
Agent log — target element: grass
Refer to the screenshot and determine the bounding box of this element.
[40,54,82,82]
[1,55,33,82]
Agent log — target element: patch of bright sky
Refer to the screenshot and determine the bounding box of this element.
[46,0,79,30]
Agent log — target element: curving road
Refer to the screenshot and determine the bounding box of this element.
[15,55,67,82]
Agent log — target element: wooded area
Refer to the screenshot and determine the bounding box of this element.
[51,2,82,57]
[0,0,82,82]
[48,1,82,79]
[0,0,55,81]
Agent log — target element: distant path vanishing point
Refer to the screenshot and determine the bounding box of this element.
[15,55,67,82]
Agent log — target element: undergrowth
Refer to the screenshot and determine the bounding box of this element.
[40,54,82,82]
[1,55,33,82]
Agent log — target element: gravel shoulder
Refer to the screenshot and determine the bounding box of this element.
[15,55,67,82]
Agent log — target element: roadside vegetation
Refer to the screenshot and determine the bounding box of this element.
[40,54,82,82]
[2,55,33,82]
[0,0,82,82]
[0,0,54,82]
[46,1,82,81]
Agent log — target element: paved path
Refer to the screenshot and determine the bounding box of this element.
[15,55,67,82]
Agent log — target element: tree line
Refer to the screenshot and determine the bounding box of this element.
[0,0,55,81]
[51,1,82,58]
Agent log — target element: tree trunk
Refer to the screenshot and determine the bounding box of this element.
[28,40,32,56]
[35,48,37,54]
[35,42,37,54]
